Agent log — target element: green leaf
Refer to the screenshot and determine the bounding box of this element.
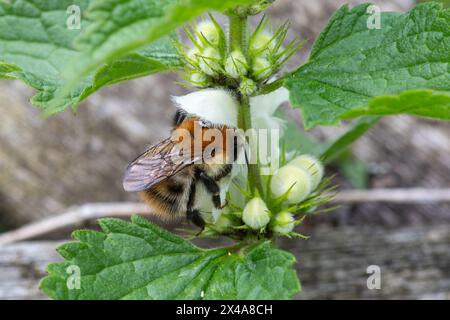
[420,0,450,9]
[0,0,181,113]
[47,0,257,114]
[40,216,300,300]
[342,89,450,120]
[285,3,450,128]
[204,241,300,299]
[0,61,18,79]
[320,117,379,163]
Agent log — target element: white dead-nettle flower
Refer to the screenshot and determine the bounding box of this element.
[172,88,291,219]
[242,197,271,230]
[173,83,288,132]
[172,89,238,127]
[250,87,289,133]
[175,84,288,132]
[225,50,248,79]
[271,164,312,204]
[237,87,289,180]
[199,47,222,76]
[249,87,289,175]
[196,21,220,45]
[289,155,324,190]
[272,212,295,234]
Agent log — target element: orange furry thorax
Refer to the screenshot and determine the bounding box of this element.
[171,118,234,163]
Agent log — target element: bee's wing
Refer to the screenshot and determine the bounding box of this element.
[123,138,201,192]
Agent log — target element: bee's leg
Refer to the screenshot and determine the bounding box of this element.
[186,210,206,229]
[197,171,223,209]
[186,181,205,229]
[211,164,232,209]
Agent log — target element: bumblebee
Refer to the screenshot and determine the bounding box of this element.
[123,90,242,228]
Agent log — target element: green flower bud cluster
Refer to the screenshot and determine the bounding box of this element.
[175,15,227,88]
[199,155,325,239]
[247,17,301,83]
[176,15,301,93]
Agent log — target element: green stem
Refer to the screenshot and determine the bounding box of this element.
[229,14,264,197]
[228,15,248,55]
[258,77,285,95]
[239,95,264,196]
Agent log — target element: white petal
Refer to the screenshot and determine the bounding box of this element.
[172,89,239,127]
[250,87,289,121]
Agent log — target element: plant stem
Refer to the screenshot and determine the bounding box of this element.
[228,15,248,55]
[258,77,285,95]
[229,14,264,197]
[239,95,265,196]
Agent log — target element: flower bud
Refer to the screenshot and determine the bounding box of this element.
[196,21,220,45]
[198,47,221,76]
[250,32,275,56]
[225,50,248,79]
[189,71,208,87]
[272,212,295,234]
[289,155,324,190]
[271,165,312,204]
[187,47,200,65]
[252,57,272,80]
[239,77,257,96]
[242,197,271,230]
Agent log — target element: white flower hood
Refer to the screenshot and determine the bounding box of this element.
[172,89,239,127]
[172,87,289,130]
[250,87,289,132]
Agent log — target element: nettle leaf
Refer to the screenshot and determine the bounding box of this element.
[342,89,450,120]
[420,0,450,9]
[47,0,257,114]
[40,216,300,300]
[285,3,450,128]
[0,0,181,113]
